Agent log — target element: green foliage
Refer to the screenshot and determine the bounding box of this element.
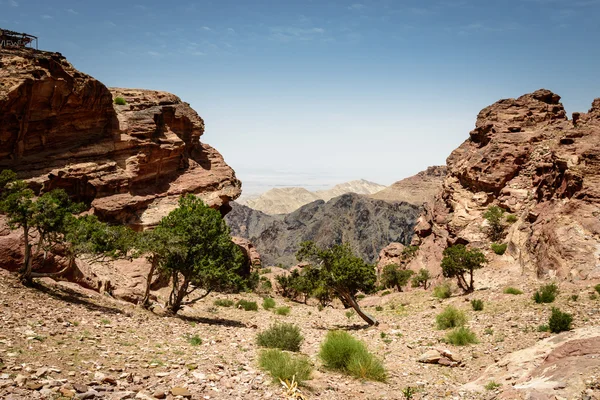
[380,290,391,296]
[503,287,523,295]
[214,299,234,307]
[259,277,273,293]
[591,293,599,300]
[411,268,431,289]
[256,323,303,352]
[570,294,579,301]
[433,283,452,299]
[319,330,386,382]
[595,284,600,295]
[275,306,291,316]
[236,299,258,311]
[381,264,414,291]
[402,387,418,399]
[533,283,559,304]
[345,310,355,319]
[548,307,573,333]
[402,245,419,259]
[296,241,378,326]
[445,327,478,346]
[436,306,466,329]
[471,299,484,311]
[258,349,312,385]
[483,205,505,241]
[441,245,486,293]
[186,334,202,346]
[375,306,383,311]
[262,297,276,310]
[537,324,549,332]
[114,97,127,105]
[491,243,507,255]
[259,268,272,275]
[506,214,518,223]
[155,195,245,314]
[485,381,501,391]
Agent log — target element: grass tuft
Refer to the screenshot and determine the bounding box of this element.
[258,349,312,385]
[236,299,258,311]
[214,299,234,307]
[436,306,466,330]
[533,283,558,304]
[114,97,126,105]
[433,283,452,299]
[275,306,291,316]
[471,299,484,311]
[503,287,523,295]
[257,322,303,352]
[319,330,386,382]
[262,297,276,310]
[445,326,478,346]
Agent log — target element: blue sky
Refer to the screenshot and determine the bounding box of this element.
[2,0,599,194]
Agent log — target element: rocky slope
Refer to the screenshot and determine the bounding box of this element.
[226,193,420,267]
[410,89,600,282]
[0,48,241,229]
[239,179,386,215]
[0,48,241,298]
[371,166,446,206]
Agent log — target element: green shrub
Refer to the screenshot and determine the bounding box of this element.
[214,299,234,307]
[433,283,452,299]
[236,299,258,311]
[485,381,501,391]
[483,205,505,241]
[533,283,559,304]
[595,284,600,295]
[436,306,467,330]
[445,326,478,346]
[506,214,517,223]
[548,307,573,333]
[357,294,365,300]
[257,323,303,352]
[402,387,418,399]
[258,349,312,384]
[259,268,272,275]
[275,306,291,316]
[345,310,355,319]
[319,330,386,382]
[262,297,276,310]
[471,299,484,311]
[375,306,383,312]
[503,287,523,295]
[186,334,202,346]
[381,290,391,296]
[537,324,549,332]
[591,293,599,300]
[491,243,507,255]
[571,294,579,301]
[114,97,127,105]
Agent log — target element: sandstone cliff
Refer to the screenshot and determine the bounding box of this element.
[239,179,386,215]
[0,48,241,298]
[0,48,241,228]
[411,89,600,282]
[370,166,446,206]
[226,193,420,267]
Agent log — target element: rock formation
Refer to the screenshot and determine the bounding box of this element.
[226,193,420,267]
[411,89,600,281]
[0,48,241,300]
[0,48,241,229]
[371,166,446,206]
[239,179,386,215]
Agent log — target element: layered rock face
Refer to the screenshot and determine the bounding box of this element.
[227,193,421,267]
[0,48,241,228]
[0,48,241,299]
[412,89,600,281]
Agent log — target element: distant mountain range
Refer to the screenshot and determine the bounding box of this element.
[237,179,387,215]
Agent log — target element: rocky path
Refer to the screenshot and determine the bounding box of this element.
[1,269,599,399]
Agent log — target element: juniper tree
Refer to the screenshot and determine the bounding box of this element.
[440,245,486,293]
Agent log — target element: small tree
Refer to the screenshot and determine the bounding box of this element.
[483,205,505,242]
[411,268,431,289]
[440,245,486,293]
[296,241,378,326]
[157,195,245,314]
[381,264,414,292]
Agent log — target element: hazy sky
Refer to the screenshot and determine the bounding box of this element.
[2,0,599,194]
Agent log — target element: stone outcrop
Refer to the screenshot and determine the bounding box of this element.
[0,48,241,229]
[232,237,262,271]
[0,48,241,300]
[371,166,446,206]
[463,327,600,399]
[412,89,600,281]
[226,193,421,267]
